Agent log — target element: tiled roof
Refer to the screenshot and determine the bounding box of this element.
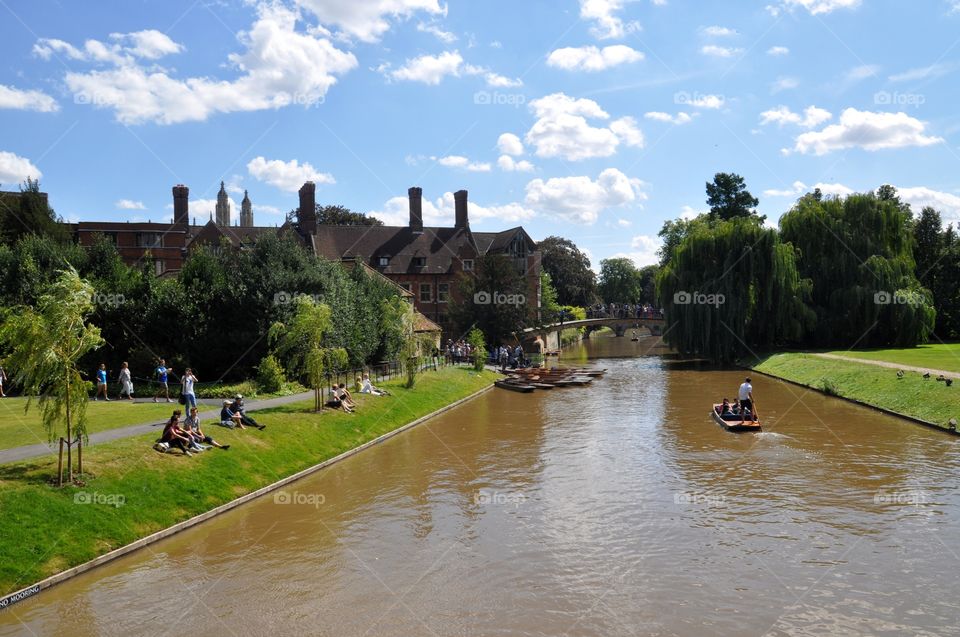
[311,225,478,274]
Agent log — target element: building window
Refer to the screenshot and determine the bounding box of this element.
[378,255,390,267]
[399,282,411,292]
[413,256,426,268]
[137,232,163,248]
[419,283,432,302]
[462,259,474,271]
[437,283,449,303]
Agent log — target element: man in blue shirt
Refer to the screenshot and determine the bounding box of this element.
[95,363,110,401]
[153,358,173,403]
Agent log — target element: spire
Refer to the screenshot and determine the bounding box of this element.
[215,180,231,226]
[240,188,253,227]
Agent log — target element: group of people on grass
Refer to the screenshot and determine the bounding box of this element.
[325,374,389,413]
[157,395,264,456]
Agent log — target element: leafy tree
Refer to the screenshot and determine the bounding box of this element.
[539,270,560,325]
[467,328,487,371]
[450,254,529,346]
[0,179,69,246]
[913,207,960,338]
[657,218,814,363]
[0,268,104,485]
[316,204,384,226]
[706,172,760,221]
[537,236,597,306]
[637,265,659,305]
[256,354,286,393]
[597,257,641,303]
[657,215,708,266]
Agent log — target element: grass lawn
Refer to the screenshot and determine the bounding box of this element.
[824,342,960,374]
[0,399,220,451]
[0,367,496,596]
[753,353,960,427]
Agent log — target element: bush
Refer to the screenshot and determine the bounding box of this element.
[820,378,841,397]
[256,355,286,393]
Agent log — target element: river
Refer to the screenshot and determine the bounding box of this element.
[2,334,959,636]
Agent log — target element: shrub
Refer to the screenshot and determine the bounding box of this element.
[256,354,286,393]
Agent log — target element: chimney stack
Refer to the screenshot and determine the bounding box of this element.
[298,181,317,234]
[173,184,189,228]
[408,186,423,233]
[454,189,469,230]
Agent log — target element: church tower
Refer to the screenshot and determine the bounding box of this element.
[215,181,230,226]
[240,190,253,227]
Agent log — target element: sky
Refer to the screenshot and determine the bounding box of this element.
[2,0,960,269]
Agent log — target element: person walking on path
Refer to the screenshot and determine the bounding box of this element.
[95,363,110,401]
[117,362,135,401]
[181,368,199,410]
[153,359,173,403]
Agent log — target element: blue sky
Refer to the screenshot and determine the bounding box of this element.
[2,0,960,268]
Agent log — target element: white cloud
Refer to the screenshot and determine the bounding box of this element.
[790,108,943,155]
[0,84,59,112]
[762,181,853,197]
[771,76,799,93]
[771,0,861,15]
[845,64,880,81]
[294,0,444,42]
[888,63,955,83]
[464,64,523,88]
[759,105,832,128]
[524,92,644,161]
[387,50,463,85]
[116,199,146,210]
[683,93,725,109]
[497,155,535,172]
[617,218,632,226]
[369,191,535,226]
[679,205,699,220]
[644,111,693,125]
[897,186,960,223]
[416,21,457,43]
[701,44,743,58]
[34,29,182,64]
[0,150,42,184]
[524,168,646,224]
[437,155,491,172]
[625,234,661,266]
[190,197,239,222]
[701,25,736,37]
[247,156,335,192]
[579,0,641,39]
[48,5,358,124]
[546,45,643,72]
[767,46,790,56]
[497,132,525,156]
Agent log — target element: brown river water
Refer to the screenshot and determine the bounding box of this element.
[2,335,959,636]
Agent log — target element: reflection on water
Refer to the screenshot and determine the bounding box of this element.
[3,334,959,636]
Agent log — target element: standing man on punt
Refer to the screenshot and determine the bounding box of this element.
[738,377,754,420]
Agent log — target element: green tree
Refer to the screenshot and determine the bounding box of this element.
[0,179,68,246]
[467,328,487,371]
[450,254,529,346]
[657,215,708,266]
[256,354,286,393]
[706,172,760,221]
[537,236,597,306]
[637,265,659,305]
[597,257,641,303]
[316,204,384,226]
[539,270,560,325]
[913,207,960,338]
[0,268,104,485]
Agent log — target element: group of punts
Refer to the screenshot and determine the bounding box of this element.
[494,367,606,392]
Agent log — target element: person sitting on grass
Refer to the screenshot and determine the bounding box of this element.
[230,395,265,430]
[95,363,110,401]
[160,410,194,456]
[184,406,230,450]
[328,385,353,413]
[360,373,389,396]
[338,383,357,410]
[219,400,247,429]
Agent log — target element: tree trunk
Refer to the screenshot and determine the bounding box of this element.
[77,437,83,475]
[57,437,64,487]
[65,370,73,484]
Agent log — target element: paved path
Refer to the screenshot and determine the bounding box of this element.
[0,391,313,465]
[811,353,960,379]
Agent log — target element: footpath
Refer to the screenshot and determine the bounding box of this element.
[811,353,960,379]
[0,391,312,465]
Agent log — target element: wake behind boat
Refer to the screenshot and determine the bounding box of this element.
[712,403,762,432]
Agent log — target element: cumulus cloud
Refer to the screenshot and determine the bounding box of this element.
[644,111,693,125]
[416,21,457,43]
[0,150,42,184]
[524,92,644,161]
[497,155,534,172]
[384,51,521,87]
[677,93,725,109]
[701,25,736,36]
[769,0,861,15]
[44,5,357,124]
[497,132,525,156]
[116,199,146,210]
[369,191,535,226]
[579,0,641,39]
[888,63,955,83]
[546,45,643,72]
[759,105,832,128]
[621,234,661,266]
[771,76,799,93]
[701,44,743,58]
[0,84,59,112]
[293,0,444,42]
[33,29,183,64]
[190,197,239,221]
[767,46,790,56]
[897,186,960,223]
[789,108,943,155]
[247,156,335,192]
[436,155,491,172]
[524,168,646,224]
[762,181,854,197]
[845,64,880,82]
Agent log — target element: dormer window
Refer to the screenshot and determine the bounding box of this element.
[462,259,474,271]
[378,256,390,267]
[412,256,426,268]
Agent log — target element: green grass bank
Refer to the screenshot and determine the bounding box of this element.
[752,353,959,429]
[824,343,960,374]
[0,367,497,596]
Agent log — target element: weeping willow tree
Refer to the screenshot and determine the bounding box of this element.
[656,218,814,363]
[780,191,935,347]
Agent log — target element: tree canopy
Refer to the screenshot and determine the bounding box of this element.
[706,172,761,221]
[537,235,597,306]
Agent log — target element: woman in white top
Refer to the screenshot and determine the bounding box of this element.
[181,368,199,410]
[360,373,388,396]
[117,362,134,401]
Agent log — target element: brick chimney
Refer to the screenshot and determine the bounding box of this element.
[173,184,189,228]
[298,181,316,234]
[454,189,469,230]
[408,186,423,234]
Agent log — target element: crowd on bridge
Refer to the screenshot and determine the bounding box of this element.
[585,304,663,320]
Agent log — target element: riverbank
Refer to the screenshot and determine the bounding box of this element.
[751,353,959,430]
[0,367,497,597]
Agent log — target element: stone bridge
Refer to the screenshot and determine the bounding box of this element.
[522,314,666,352]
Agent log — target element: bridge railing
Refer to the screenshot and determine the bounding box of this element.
[583,309,664,320]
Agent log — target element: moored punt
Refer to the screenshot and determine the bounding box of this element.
[711,404,762,432]
[531,383,555,390]
[494,379,536,393]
